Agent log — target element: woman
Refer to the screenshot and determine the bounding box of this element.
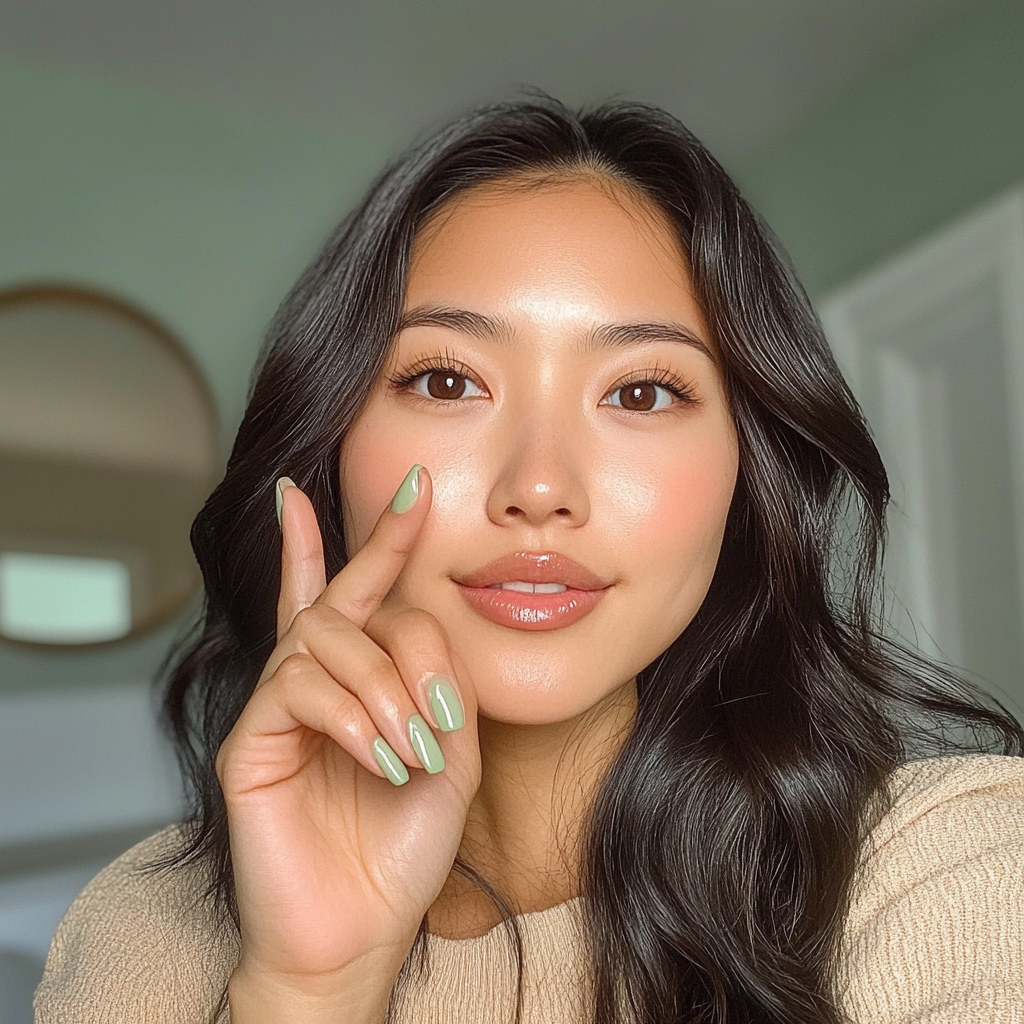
[37,97,1024,1024]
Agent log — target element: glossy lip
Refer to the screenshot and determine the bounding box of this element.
[456,584,608,630]
[454,551,611,591]
[454,551,612,631]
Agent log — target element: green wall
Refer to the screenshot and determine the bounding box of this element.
[0,58,387,437]
[734,0,1024,299]
[0,58,388,690]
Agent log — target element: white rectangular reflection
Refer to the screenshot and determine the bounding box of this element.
[0,552,131,644]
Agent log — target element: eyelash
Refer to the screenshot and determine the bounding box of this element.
[386,350,699,411]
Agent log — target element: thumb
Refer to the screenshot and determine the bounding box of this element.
[276,478,327,639]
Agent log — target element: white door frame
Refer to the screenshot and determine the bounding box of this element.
[820,187,1024,668]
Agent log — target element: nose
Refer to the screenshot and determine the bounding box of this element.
[485,425,591,529]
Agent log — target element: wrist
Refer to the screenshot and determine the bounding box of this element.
[228,958,398,1024]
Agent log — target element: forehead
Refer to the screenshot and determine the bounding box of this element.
[405,177,699,322]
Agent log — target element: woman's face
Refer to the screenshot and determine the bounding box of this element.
[340,177,738,725]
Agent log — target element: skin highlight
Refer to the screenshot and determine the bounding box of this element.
[338,178,739,937]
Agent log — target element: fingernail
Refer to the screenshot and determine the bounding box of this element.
[373,737,409,786]
[407,714,445,774]
[390,465,423,514]
[275,477,296,527]
[427,677,464,732]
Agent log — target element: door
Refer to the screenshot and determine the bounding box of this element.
[821,187,1024,722]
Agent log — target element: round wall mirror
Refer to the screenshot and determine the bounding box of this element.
[0,285,220,647]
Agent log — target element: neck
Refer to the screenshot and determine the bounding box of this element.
[427,678,637,939]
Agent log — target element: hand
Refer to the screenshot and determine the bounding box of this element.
[218,467,481,1023]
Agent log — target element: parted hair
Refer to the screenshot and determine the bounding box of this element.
[159,95,1024,1024]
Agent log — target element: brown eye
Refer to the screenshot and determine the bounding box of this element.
[603,379,680,412]
[408,368,485,401]
[618,382,658,411]
[426,371,467,399]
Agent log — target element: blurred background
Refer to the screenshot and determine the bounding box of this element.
[0,0,1022,1017]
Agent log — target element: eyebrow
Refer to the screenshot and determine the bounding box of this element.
[398,304,713,359]
[398,305,515,343]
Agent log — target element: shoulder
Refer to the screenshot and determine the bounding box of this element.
[35,825,239,1024]
[838,754,1024,1023]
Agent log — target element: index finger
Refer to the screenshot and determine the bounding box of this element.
[317,463,432,630]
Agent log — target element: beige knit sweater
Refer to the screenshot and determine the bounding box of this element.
[35,755,1024,1023]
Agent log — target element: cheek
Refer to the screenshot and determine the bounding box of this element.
[339,415,421,551]
[604,428,737,580]
[339,407,486,554]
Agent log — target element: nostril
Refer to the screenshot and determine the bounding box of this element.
[502,504,573,518]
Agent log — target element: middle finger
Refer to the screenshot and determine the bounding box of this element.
[363,605,466,736]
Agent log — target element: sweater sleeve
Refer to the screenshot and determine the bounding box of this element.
[837,755,1024,1024]
[34,825,239,1024]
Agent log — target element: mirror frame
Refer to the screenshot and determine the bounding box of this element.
[0,282,221,651]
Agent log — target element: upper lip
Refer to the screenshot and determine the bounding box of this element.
[454,551,611,591]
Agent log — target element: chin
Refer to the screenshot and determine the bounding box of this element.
[464,648,632,727]
[474,691,593,727]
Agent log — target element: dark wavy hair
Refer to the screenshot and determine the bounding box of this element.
[158,96,1023,1024]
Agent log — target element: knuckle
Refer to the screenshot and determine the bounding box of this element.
[356,659,411,717]
[348,586,389,622]
[362,655,401,697]
[391,606,436,633]
[370,605,440,642]
[392,608,450,661]
[290,603,329,635]
[291,602,355,648]
[275,651,316,690]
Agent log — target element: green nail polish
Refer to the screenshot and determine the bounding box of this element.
[428,678,464,732]
[407,714,445,774]
[390,465,423,514]
[275,477,295,527]
[373,737,409,786]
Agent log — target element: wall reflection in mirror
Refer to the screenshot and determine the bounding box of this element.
[0,286,219,647]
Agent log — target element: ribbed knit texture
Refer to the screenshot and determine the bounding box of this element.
[35,754,1024,1023]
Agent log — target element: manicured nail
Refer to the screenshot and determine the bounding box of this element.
[373,737,409,786]
[275,477,296,527]
[427,677,464,732]
[407,714,445,774]
[390,465,423,514]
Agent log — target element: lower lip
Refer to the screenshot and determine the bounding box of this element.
[455,583,608,631]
